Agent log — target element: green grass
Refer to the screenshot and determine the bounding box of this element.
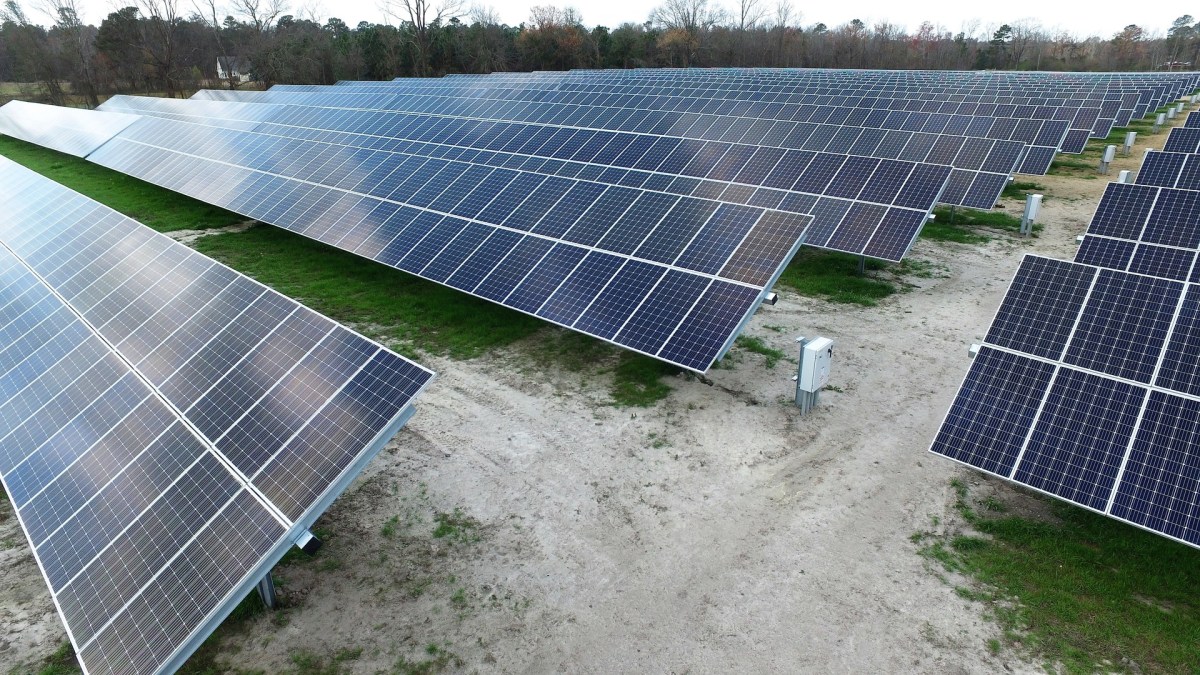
[35,642,80,675]
[192,225,544,360]
[919,481,1200,673]
[177,591,271,675]
[776,248,897,306]
[925,205,1031,243]
[432,508,481,543]
[735,335,786,368]
[0,136,242,232]
[1001,180,1045,200]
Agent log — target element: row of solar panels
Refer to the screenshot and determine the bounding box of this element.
[0,156,434,675]
[931,112,1200,550]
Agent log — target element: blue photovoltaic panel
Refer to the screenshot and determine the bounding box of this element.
[984,256,1095,360]
[1164,126,1200,154]
[93,96,950,260]
[1074,235,1135,270]
[49,110,815,373]
[0,156,433,675]
[931,251,1200,551]
[1110,392,1200,545]
[1077,183,1200,280]
[1156,286,1200,396]
[930,346,1056,476]
[1063,270,1181,383]
[1013,368,1144,511]
[1137,151,1188,189]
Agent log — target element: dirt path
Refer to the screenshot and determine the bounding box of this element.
[0,116,1186,674]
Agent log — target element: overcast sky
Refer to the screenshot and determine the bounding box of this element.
[70,0,1185,40]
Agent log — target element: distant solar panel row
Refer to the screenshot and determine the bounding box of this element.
[192,84,1068,173]
[101,94,1000,211]
[932,255,1200,549]
[80,115,816,371]
[0,156,433,674]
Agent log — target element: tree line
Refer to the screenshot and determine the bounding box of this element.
[1,0,1197,106]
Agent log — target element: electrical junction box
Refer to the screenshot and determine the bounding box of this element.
[798,337,834,393]
[1102,145,1116,163]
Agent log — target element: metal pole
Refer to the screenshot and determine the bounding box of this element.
[795,336,808,410]
[857,255,866,275]
[257,573,277,609]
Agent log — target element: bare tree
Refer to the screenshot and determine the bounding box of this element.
[135,0,182,97]
[193,0,237,88]
[650,0,723,66]
[0,0,66,104]
[382,0,465,76]
[39,0,99,105]
[233,0,287,32]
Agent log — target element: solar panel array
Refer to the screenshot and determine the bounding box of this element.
[0,101,139,157]
[931,101,1200,551]
[0,155,434,673]
[101,93,1012,210]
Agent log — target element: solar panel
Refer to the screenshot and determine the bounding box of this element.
[62,112,816,373]
[0,100,138,157]
[1163,126,1200,154]
[0,155,434,674]
[1076,182,1200,280]
[928,253,1200,549]
[97,94,958,243]
[1135,150,1200,191]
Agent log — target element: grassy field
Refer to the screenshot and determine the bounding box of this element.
[916,480,1200,674]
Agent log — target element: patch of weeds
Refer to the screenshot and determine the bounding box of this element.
[918,479,1200,674]
[35,641,80,675]
[762,324,787,333]
[822,384,844,393]
[432,508,481,543]
[0,136,242,232]
[777,248,897,306]
[920,219,992,244]
[1002,180,1045,200]
[288,645,362,675]
[927,206,1030,243]
[610,352,678,407]
[381,515,400,538]
[394,643,461,675]
[178,591,270,674]
[647,432,670,449]
[894,259,950,280]
[735,335,786,368]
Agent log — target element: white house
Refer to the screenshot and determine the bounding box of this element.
[216,57,253,84]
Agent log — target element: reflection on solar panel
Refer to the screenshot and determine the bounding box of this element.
[0,155,434,674]
[100,94,1002,210]
[75,113,814,372]
[0,100,138,157]
[929,254,1200,549]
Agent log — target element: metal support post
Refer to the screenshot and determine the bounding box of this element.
[857,255,866,275]
[794,337,819,413]
[257,573,277,609]
[1019,193,1042,237]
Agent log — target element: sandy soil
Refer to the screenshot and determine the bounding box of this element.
[0,117,1186,674]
